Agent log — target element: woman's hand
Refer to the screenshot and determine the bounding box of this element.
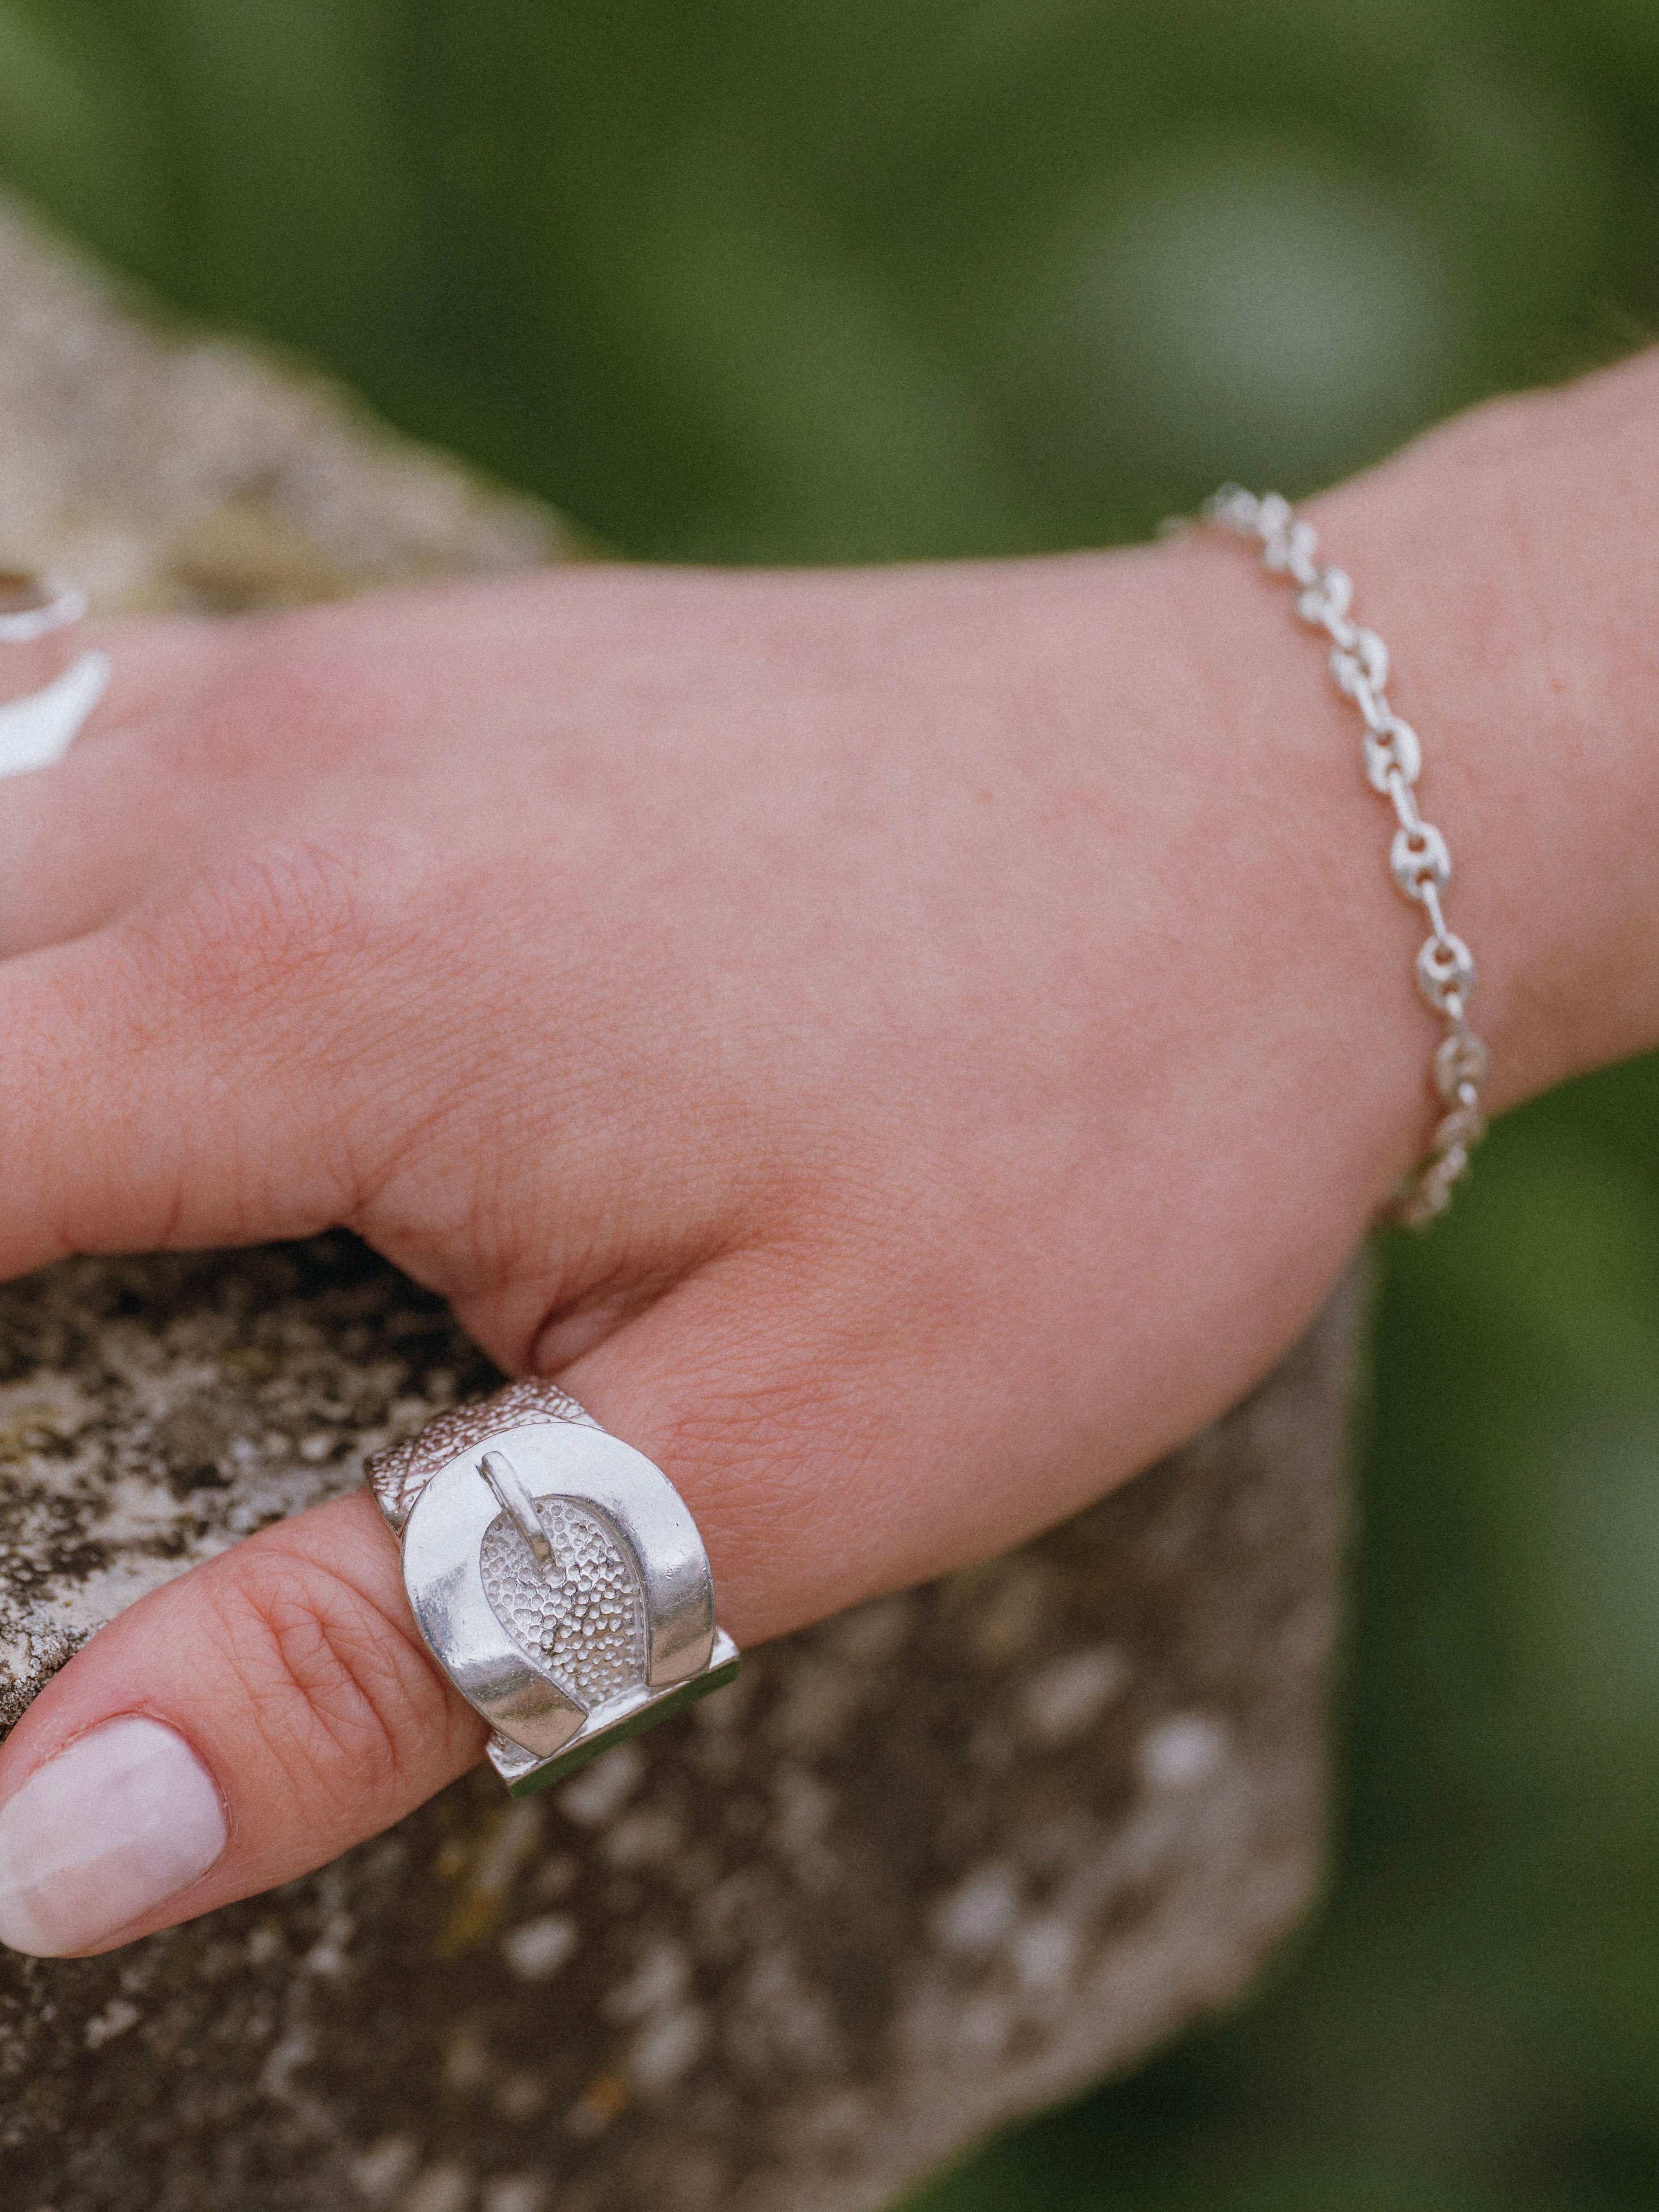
[1,348,1656,1956]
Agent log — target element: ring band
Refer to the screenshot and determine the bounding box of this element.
[0,570,88,644]
[0,569,109,780]
[367,1381,740,1797]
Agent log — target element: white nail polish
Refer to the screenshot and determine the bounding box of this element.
[0,1716,228,1956]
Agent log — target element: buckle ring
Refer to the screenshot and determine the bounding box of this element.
[368,1382,740,1796]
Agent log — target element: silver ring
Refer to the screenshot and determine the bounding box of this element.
[0,567,110,779]
[0,570,89,645]
[367,1381,740,1798]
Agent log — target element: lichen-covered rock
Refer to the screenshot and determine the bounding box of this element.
[1,1236,1354,2212]
[0,1240,498,1736]
[0,201,562,618]
[0,195,1357,2212]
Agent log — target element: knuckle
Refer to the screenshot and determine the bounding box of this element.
[102,837,449,1235]
[206,1540,458,1803]
[120,838,430,1151]
[136,838,395,1012]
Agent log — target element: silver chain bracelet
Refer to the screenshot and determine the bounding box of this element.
[1203,487,1488,1226]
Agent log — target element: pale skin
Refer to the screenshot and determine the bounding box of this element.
[0,348,1656,1954]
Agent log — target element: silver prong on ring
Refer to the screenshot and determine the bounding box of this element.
[478,1448,557,1575]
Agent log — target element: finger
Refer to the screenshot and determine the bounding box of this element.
[0,1275,851,1959]
[0,1240,1116,1958]
[0,1494,485,1957]
[0,619,252,955]
[0,858,396,1276]
[0,733,219,955]
[0,704,300,958]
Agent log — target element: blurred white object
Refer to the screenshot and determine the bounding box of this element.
[0,570,86,644]
[0,570,107,776]
[0,647,109,777]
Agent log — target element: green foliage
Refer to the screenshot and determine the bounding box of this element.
[2,0,1655,557]
[0,0,166,263]
[2,3,1657,2204]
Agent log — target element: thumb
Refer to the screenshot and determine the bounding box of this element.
[0,1492,484,1957]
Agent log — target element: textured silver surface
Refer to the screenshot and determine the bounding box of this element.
[396,1414,728,1778]
[480,1497,646,1707]
[369,1379,600,1535]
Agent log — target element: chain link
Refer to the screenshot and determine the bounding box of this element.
[1204,485,1489,1226]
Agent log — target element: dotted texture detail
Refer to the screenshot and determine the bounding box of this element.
[366,1380,599,1531]
[480,1496,645,1706]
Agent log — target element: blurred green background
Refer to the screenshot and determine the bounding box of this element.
[2,3,1657,2205]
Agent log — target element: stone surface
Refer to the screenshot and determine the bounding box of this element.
[1,1239,1355,2212]
[0,201,561,617]
[0,197,1358,2212]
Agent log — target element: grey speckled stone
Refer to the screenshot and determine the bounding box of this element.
[0,200,561,616]
[2,1238,1356,2212]
[0,198,1359,2212]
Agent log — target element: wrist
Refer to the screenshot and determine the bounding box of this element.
[1303,349,1659,1116]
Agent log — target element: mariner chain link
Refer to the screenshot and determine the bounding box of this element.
[1204,486,1488,1226]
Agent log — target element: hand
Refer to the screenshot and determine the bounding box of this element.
[1,350,1656,1956]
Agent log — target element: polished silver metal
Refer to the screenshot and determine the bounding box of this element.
[1205,485,1489,1225]
[1390,822,1450,900]
[0,569,109,779]
[479,1447,556,1572]
[367,1380,739,1796]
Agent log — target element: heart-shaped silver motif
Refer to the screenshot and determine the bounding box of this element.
[479,1494,646,1709]
[393,1407,735,1792]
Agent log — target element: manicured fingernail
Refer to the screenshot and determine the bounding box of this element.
[0,1716,227,1956]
